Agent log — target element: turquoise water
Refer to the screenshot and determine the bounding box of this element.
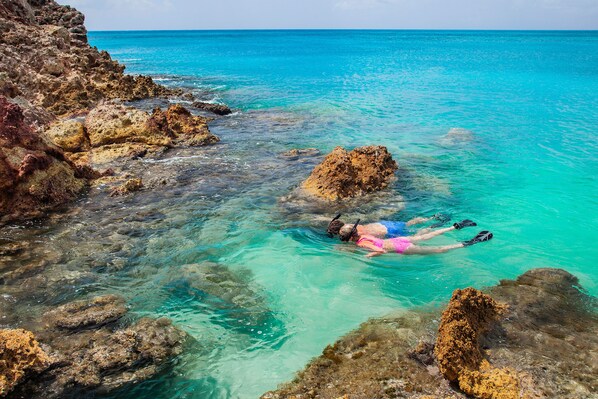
[32,31,598,397]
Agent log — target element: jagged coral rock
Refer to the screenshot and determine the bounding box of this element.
[301,145,397,201]
[434,288,519,399]
[161,104,220,146]
[109,178,143,197]
[0,0,173,119]
[0,96,87,223]
[42,119,89,152]
[0,329,50,396]
[85,102,172,148]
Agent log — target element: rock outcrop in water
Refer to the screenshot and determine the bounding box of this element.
[0,97,90,224]
[435,288,520,399]
[0,0,172,124]
[44,101,220,166]
[301,146,398,201]
[0,329,49,397]
[192,101,232,116]
[9,295,187,398]
[262,268,597,398]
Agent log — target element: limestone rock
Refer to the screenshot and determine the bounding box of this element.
[14,296,187,397]
[109,178,143,197]
[0,0,174,119]
[42,119,89,152]
[434,288,519,399]
[161,104,220,146]
[85,102,172,148]
[281,148,321,159]
[264,268,596,399]
[301,146,397,201]
[0,329,49,397]
[192,101,232,116]
[42,295,127,330]
[0,96,87,224]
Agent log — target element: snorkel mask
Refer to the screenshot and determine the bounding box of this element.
[340,218,360,242]
[327,213,342,237]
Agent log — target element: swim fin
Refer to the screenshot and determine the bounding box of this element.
[463,231,493,246]
[453,219,477,229]
[430,213,451,228]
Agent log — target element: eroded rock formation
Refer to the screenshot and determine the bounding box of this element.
[0,329,49,397]
[43,102,220,166]
[0,0,172,123]
[10,295,187,398]
[0,97,88,224]
[301,145,398,201]
[434,288,519,399]
[263,268,597,399]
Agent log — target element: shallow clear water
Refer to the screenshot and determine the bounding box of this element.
[6,30,598,398]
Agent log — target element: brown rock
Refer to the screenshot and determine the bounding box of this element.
[0,0,174,119]
[85,102,172,148]
[42,119,89,152]
[0,329,50,397]
[434,288,520,399]
[191,101,232,116]
[42,295,127,330]
[281,148,321,159]
[161,104,220,146]
[109,178,143,197]
[301,146,397,201]
[0,96,87,224]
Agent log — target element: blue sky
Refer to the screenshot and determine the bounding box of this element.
[61,0,598,31]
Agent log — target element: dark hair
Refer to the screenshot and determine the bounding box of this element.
[327,219,344,236]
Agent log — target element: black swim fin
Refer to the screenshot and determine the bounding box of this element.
[463,231,493,246]
[453,219,477,229]
[430,213,451,228]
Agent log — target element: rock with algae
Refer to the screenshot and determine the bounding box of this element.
[263,268,597,399]
[301,145,398,201]
[0,329,49,397]
[434,287,520,399]
[11,295,187,398]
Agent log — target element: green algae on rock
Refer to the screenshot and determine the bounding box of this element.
[262,268,597,399]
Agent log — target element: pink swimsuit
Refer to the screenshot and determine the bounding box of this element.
[357,235,412,254]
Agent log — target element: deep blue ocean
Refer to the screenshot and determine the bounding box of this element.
[83,30,597,398]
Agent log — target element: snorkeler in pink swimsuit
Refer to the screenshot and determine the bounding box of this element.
[340,219,492,258]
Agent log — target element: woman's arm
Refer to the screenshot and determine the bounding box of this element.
[357,241,387,256]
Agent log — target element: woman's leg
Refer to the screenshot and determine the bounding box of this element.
[403,243,463,255]
[408,226,455,242]
[406,216,433,226]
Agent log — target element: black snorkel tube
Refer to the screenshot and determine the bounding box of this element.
[340,218,360,242]
[327,213,342,237]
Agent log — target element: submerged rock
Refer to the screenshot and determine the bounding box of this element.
[301,145,398,201]
[42,295,127,330]
[12,296,187,398]
[0,97,88,224]
[109,177,143,197]
[439,127,475,146]
[281,148,321,159]
[0,329,50,397]
[263,268,597,398]
[192,101,232,116]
